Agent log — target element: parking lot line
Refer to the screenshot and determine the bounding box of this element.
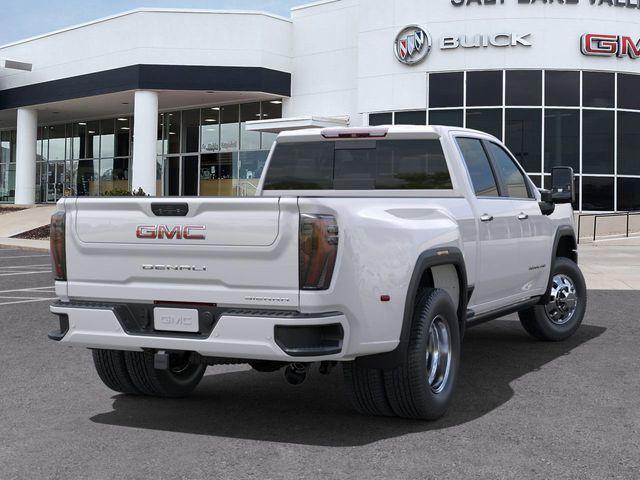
[0,271,52,277]
[0,297,56,306]
[0,286,55,294]
[0,264,51,269]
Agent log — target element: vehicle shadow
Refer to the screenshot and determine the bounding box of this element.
[90,320,605,447]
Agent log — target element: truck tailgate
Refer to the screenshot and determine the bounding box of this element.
[64,197,300,308]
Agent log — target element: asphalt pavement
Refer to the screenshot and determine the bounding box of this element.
[0,246,638,480]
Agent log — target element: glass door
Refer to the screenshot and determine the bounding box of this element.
[46,162,66,203]
[199,153,235,197]
[163,157,180,196]
[181,156,199,196]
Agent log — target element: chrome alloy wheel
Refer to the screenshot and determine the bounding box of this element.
[545,274,578,325]
[426,315,452,394]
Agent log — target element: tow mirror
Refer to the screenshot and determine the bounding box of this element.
[538,189,555,216]
[551,167,575,204]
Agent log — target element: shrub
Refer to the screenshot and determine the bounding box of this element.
[102,187,149,197]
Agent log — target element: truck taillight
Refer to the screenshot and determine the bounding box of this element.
[299,214,338,291]
[50,211,66,281]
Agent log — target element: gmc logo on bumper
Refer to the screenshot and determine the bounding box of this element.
[136,225,207,240]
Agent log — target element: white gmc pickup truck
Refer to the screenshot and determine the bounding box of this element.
[48,125,586,420]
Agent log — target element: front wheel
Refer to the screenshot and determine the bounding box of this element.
[518,257,587,342]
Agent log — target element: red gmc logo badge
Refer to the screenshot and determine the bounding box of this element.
[136,225,207,240]
[581,33,640,59]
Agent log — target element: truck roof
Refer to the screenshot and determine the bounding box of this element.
[276,125,496,142]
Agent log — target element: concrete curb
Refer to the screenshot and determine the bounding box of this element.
[0,238,50,253]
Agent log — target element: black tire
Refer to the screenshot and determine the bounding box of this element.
[519,257,587,342]
[383,288,460,420]
[124,351,206,398]
[92,349,140,395]
[343,361,395,417]
[343,288,460,420]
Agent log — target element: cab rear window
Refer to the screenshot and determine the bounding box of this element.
[263,140,453,190]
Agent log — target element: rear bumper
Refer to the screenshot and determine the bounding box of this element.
[49,302,351,362]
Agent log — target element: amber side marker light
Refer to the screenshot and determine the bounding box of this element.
[50,211,66,281]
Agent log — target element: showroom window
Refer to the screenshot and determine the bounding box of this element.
[583,110,614,175]
[429,72,464,108]
[466,109,502,139]
[505,108,542,173]
[544,109,580,173]
[506,70,542,106]
[467,71,503,107]
[16,100,282,203]
[155,100,282,198]
[369,68,640,211]
[545,71,580,107]
[583,72,614,109]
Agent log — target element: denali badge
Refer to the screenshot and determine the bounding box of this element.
[244,296,291,303]
[136,225,206,240]
[143,265,207,272]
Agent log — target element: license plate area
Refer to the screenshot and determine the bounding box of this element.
[153,307,200,333]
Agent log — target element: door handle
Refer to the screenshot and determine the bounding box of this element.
[480,214,494,223]
[518,213,529,221]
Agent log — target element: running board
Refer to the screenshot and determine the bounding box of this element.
[466,297,541,327]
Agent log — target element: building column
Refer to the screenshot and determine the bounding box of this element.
[14,107,38,205]
[132,90,158,196]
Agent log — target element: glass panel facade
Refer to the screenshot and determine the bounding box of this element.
[618,111,640,176]
[582,177,614,211]
[505,108,542,173]
[618,178,640,211]
[0,99,282,203]
[466,109,502,139]
[395,110,426,125]
[260,101,283,149]
[240,103,261,151]
[369,112,392,126]
[545,71,580,107]
[153,102,281,197]
[506,70,542,106]
[429,72,464,108]
[618,74,640,110]
[544,109,579,173]
[583,72,614,108]
[220,105,240,152]
[181,110,200,154]
[429,109,463,128]
[100,119,115,159]
[467,71,503,107]
[583,110,614,175]
[369,70,640,211]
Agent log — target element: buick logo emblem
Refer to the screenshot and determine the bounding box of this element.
[394,25,431,65]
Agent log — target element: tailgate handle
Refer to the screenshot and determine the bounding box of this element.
[151,203,189,217]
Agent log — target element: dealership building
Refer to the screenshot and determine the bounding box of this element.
[1,0,639,211]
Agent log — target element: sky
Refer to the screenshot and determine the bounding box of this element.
[0,0,302,45]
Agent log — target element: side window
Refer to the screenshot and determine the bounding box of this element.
[485,142,532,199]
[456,137,499,197]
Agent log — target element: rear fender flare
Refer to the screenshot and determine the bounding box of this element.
[356,247,468,369]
